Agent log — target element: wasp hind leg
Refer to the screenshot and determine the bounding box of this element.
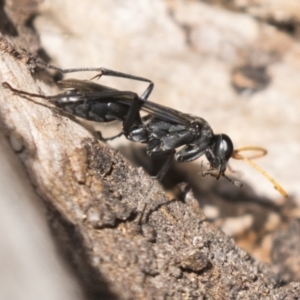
[32,58,154,100]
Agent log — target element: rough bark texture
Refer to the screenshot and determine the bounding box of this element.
[1,1,300,300]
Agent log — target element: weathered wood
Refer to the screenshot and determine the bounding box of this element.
[0,1,300,299]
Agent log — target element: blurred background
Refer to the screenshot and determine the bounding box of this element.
[2,0,300,298]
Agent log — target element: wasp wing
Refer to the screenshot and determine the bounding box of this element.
[137,100,193,124]
[48,79,137,104]
[56,79,193,125]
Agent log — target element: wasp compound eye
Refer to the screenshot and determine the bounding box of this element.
[220,134,234,161]
[214,134,234,162]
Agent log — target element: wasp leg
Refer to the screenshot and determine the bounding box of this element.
[33,59,154,100]
[154,151,176,181]
[92,68,154,101]
[122,94,144,135]
[96,131,123,142]
[92,68,154,99]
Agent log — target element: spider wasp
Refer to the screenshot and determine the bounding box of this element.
[3,59,288,197]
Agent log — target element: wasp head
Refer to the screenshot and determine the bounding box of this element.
[204,134,234,178]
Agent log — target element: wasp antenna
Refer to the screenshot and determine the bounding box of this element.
[232,146,267,160]
[234,156,288,197]
[232,146,287,197]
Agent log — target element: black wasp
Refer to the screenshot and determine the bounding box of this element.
[3,60,287,196]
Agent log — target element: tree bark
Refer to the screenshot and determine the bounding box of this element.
[0,1,299,299]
